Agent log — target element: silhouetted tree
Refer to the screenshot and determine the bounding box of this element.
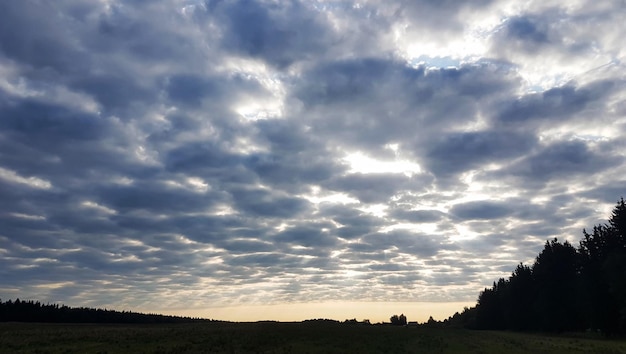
[470,198,626,334]
[531,238,581,332]
[445,306,477,329]
[578,198,626,334]
[505,263,535,330]
[475,279,506,330]
[390,314,407,326]
[606,198,626,333]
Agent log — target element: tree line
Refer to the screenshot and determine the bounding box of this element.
[446,198,626,335]
[0,299,212,323]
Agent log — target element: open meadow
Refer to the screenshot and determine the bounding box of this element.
[1,322,625,354]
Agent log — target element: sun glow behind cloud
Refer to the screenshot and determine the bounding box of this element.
[343,152,421,176]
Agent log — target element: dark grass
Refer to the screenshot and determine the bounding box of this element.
[1,322,625,353]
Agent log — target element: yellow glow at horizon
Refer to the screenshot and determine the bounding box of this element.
[156,301,474,323]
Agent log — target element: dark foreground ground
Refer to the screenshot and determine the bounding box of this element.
[1,321,625,353]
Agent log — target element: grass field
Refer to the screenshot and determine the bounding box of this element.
[1,322,625,353]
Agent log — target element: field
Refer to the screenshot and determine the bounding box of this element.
[1,322,625,353]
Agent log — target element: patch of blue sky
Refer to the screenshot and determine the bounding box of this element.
[409,55,462,69]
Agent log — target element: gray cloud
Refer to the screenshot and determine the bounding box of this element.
[495,80,617,129]
[493,15,553,54]
[389,209,447,223]
[324,173,431,204]
[1,0,625,317]
[230,187,312,218]
[213,0,333,67]
[486,139,622,185]
[450,201,515,220]
[425,130,537,176]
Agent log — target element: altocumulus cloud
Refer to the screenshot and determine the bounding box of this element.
[0,0,625,319]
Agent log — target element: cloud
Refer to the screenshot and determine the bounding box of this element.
[493,15,553,54]
[389,209,447,223]
[292,57,520,156]
[487,1,626,89]
[324,173,430,204]
[1,0,625,319]
[211,0,333,67]
[494,80,617,129]
[275,223,339,248]
[425,130,537,176]
[0,2,88,73]
[450,201,515,220]
[485,139,622,185]
[230,187,312,218]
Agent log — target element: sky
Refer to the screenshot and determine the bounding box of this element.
[1,0,625,323]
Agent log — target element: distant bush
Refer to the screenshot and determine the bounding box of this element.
[390,314,407,326]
